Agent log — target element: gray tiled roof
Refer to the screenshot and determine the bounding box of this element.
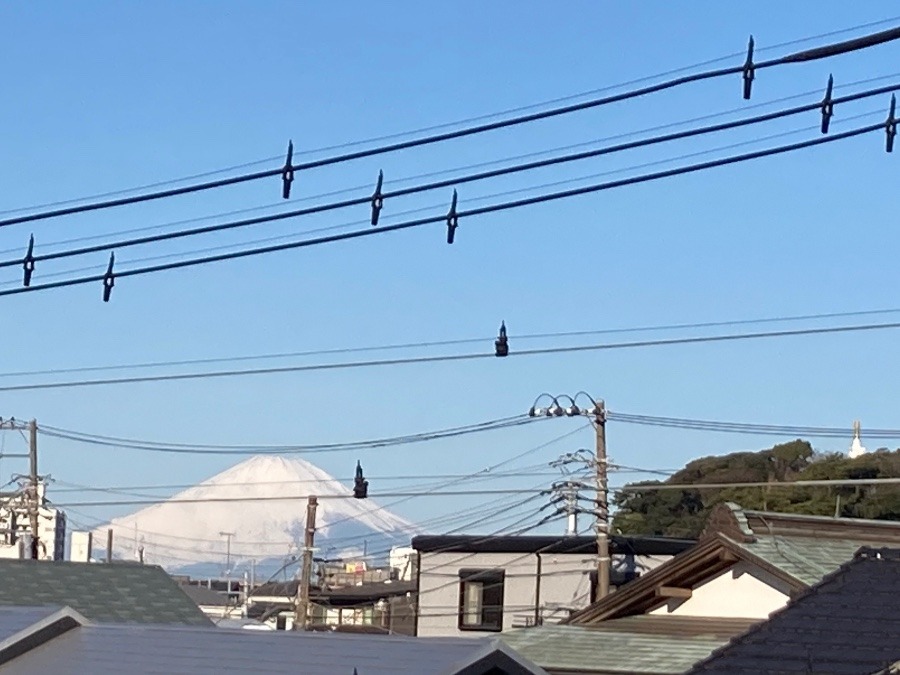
[501,621,734,674]
[0,624,547,675]
[688,548,900,674]
[0,560,211,626]
[733,534,894,585]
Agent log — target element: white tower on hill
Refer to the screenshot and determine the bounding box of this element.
[848,420,867,459]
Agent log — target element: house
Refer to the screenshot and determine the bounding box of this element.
[509,504,900,674]
[0,483,66,560]
[566,502,900,625]
[687,547,900,674]
[247,578,417,633]
[178,582,233,620]
[412,534,694,637]
[0,559,212,626]
[0,604,550,674]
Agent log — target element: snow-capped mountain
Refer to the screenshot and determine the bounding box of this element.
[91,455,418,573]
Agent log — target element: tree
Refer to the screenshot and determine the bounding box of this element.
[612,440,900,538]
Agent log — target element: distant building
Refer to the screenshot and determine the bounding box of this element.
[0,483,66,561]
[411,534,693,637]
[849,419,868,458]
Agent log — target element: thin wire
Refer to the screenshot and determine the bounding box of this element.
[615,477,900,491]
[1,118,888,300]
[2,24,898,228]
[37,416,534,454]
[4,317,900,393]
[5,303,900,381]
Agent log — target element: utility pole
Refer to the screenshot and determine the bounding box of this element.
[294,496,318,630]
[593,403,610,601]
[219,531,236,575]
[28,419,40,560]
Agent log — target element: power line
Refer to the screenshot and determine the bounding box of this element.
[5,81,897,274]
[51,488,553,509]
[4,16,898,221]
[2,117,892,301]
[4,316,900,393]
[3,305,900,381]
[2,24,898,228]
[615,477,900,491]
[37,415,534,455]
[607,411,900,439]
[6,70,897,259]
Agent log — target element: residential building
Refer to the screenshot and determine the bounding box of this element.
[566,502,900,625]
[502,503,900,674]
[178,583,233,620]
[412,534,694,637]
[247,578,417,633]
[0,559,212,626]
[0,483,66,561]
[687,547,900,674]
[0,605,549,674]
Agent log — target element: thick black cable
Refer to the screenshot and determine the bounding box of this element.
[2,25,898,229]
[5,81,896,271]
[4,318,900,392]
[0,119,888,300]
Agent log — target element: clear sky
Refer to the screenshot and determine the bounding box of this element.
[1,3,899,549]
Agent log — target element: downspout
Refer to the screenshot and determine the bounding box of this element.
[533,552,542,627]
[414,550,421,636]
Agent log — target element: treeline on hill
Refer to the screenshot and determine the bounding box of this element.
[612,440,900,538]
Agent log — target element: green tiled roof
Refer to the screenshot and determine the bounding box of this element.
[734,536,894,585]
[0,560,212,626]
[501,624,727,674]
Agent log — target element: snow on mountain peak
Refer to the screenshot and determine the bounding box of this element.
[89,455,418,571]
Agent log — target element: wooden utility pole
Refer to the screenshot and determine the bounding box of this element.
[594,404,610,600]
[294,496,318,630]
[28,419,40,560]
[106,529,114,563]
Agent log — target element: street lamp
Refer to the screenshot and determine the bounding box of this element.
[528,392,610,601]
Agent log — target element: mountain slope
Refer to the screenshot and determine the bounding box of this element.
[91,455,418,571]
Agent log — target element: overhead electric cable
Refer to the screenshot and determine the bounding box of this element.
[5,317,900,392]
[2,117,893,300]
[2,304,899,381]
[2,24,899,228]
[4,82,896,273]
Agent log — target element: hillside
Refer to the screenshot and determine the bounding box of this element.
[613,440,900,538]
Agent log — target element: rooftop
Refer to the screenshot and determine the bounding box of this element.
[688,547,900,674]
[412,534,694,556]
[501,616,757,675]
[0,606,548,674]
[0,560,212,626]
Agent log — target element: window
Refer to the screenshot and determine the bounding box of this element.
[458,568,505,631]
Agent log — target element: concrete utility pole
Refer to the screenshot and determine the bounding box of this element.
[294,495,318,630]
[219,531,236,575]
[593,403,610,601]
[28,419,40,560]
[530,394,610,601]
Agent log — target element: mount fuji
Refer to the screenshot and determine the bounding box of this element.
[92,455,419,575]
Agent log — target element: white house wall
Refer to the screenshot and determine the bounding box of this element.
[648,561,792,619]
[416,551,670,638]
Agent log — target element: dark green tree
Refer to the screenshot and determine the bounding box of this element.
[612,440,900,538]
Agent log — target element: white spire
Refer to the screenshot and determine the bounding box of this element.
[849,420,867,459]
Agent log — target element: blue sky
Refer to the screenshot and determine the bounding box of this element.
[1,2,899,543]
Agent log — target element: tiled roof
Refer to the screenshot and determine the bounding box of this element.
[501,617,756,674]
[0,560,211,626]
[0,621,548,674]
[687,547,900,674]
